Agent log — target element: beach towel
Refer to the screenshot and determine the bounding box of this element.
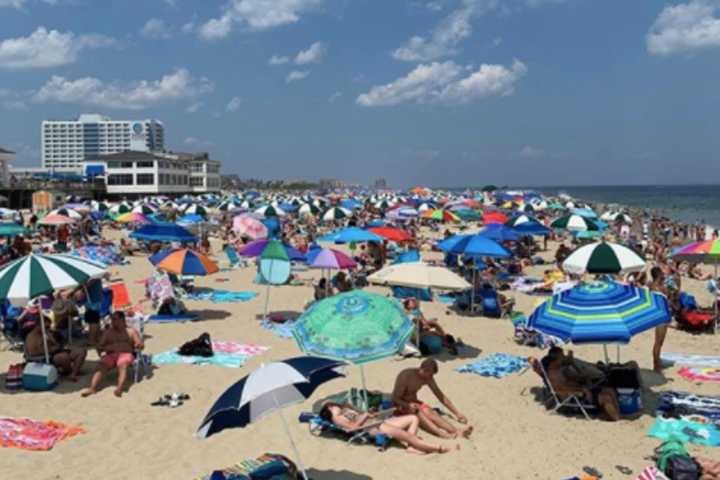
[211,341,269,357]
[185,288,258,304]
[661,353,720,368]
[648,417,720,446]
[456,353,528,378]
[0,418,85,451]
[110,283,131,310]
[195,453,297,480]
[635,466,670,480]
[153,341,268,368]
[437,294,455,305]
[679,366,720,383]
[656,391,720,422]
[261,318,297,339]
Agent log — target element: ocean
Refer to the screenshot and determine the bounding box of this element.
[534,185,720,227]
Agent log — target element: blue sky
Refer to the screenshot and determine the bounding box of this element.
[1,0,719,187]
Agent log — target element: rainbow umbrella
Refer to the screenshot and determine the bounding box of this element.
[150,248,219,276]
[672,240,720,333]
[115,212,151,224]
[420,209,460,223]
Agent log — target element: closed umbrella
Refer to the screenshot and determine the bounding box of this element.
[563,241,646,275]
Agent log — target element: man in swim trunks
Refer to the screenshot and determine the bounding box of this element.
[25,316,86,381]
[392,358,473,439]
[82,311,143,398]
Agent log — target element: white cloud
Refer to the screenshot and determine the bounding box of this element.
[141,18,173,39]
[198,0,323,40]
[184,136,213,148]
[0,27,114,70]
[647,0,720,55]
[356,60,527,107]
[286,70,310,83]
[185,101,203,113]
[295,41,326,64]
[34,68,213,110]
[181,21,196,34]
[328,91,342,102]
[268,54,290,65]
[0,0,26,7]
[226,96,242,111]
[518,145,543,158]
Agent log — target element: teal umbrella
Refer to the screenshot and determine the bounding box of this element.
[260,239,290,319]
[0,223,28,237]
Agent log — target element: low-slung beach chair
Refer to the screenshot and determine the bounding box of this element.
[224,246,245,269]
[298,412,390,450]
[528,357,597,420]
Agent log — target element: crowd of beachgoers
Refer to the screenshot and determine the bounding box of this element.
[0,188,719,480]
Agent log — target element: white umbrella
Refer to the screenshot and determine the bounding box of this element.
[368,262,471,290]
[563,241,646,275]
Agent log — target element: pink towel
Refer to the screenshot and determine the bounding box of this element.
[211,341,269,358]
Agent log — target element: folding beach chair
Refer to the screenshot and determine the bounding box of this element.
[528,357,597,420]
[110,283,131,310]
[298,412,390,450]
[129,314,151,384]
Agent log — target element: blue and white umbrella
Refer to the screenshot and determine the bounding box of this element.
[196,356,346,480]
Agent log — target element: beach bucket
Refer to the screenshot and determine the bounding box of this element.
[617,388,641,415]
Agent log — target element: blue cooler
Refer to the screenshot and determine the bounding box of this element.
[22,363,58,391]
[616,388,641,415]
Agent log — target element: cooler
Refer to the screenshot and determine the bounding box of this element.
[22,363,58,391]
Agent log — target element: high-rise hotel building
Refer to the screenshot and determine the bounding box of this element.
[41,114,164,171]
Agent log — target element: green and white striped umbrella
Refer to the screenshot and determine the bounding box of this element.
[322,207,351,221]
[0,253,107,306]
[254,205,286,218]
[183,204,208,216]
[298,203,320,216]
[551,214,600,232]
[563,241,646,275]
[109,202,132,216]
[132,204,157,215]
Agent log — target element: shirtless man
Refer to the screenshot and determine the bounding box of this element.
[25,317,86,381]
[392,358,473,439]
[82,311,143,398]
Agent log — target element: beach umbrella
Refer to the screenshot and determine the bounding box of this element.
[38,214,76,226]
[505,214,536,227]
[306,248,357,270]
[109,203,132,216]
[48,208,82,220]
[0,253,106,307]
[217,199,243,212]
[367,227,413,243]
[600,211,632,225]
[129,223,197,243]
[528,281,671,359]
[368,262,471,291]
[297,203,320,217]
[478,224,521,242]
[0,223,28,237]
[672,240,720,333]
[238,239,305,261]
[563,242,646,275]
[150,248,218,276]
[258,239,292,320]
[454,208,482,221]
[322,207,351,222]
[131,204,157,215]
[254,205,286,218]
[421,209,460,223]
[196,356,347,480]
[482,211,508,225]
[551,214,600,232]
[373,199,394,210]
[115,212,151,224]
[436,234,511,258]
[182,204,208,217]
[232,214,268,240]
[318,227,382,244]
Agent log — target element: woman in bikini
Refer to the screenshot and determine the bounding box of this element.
[319,402,453,454]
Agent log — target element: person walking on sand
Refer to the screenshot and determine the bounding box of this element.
[82,311,143,398]
[392,358,473,439]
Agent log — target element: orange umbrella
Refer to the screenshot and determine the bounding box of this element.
[367,227,413,243]
[151,248,219,276]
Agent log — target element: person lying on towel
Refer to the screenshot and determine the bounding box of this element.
[158,297,187,316]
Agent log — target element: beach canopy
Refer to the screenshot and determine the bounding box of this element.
[528,281,671,345]
[551,214,600,232]
[0,253,107,306]
[563,241,646,275]
[368,262,471,291]
[196,356,346,480]
[292,291,414,364]
[130,223,197,243]
[306,248,356,270]
[436,234,511,258]
[150,248,218,276]
[318,227,382,244]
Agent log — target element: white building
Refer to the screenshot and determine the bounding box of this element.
[84,151,221,197]
[0,147,13,187]
[42,114,164,171]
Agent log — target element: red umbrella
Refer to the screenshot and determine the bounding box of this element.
[368,227,413,243]
[483,211,508,225]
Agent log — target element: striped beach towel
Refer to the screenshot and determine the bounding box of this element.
[635,466,669,480]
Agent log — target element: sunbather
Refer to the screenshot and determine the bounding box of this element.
[403,298,458,355]
[392,359,473,439]
[82,311,143,398]
[319,402,453,454]
[542,347,621,421]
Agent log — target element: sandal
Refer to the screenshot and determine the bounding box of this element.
[583,466,603,478]
[615,465,632,475]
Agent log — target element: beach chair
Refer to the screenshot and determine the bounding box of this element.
[528,357,597,420]
[298,412,391,450]
[479,287,502,318]
[1,303,25,350]
[224,246,243,269]
[110,283,131,310]
[130,315,151,384]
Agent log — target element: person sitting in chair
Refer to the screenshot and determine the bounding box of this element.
[541,346,621,421]
[25,316,86,382]
[403,298,458,355]
[319,402,453,454]
[313,278,334,301]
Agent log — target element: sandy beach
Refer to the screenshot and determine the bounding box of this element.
[2,229,719,480]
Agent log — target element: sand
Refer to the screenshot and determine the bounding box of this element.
[1,233,719,480]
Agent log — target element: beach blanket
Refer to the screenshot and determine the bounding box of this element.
[196,453,297,480]
[261,318,297,339]
[153,341,268,368]
[0,418,85,451]
[661,352,720,368]
[679,366,720,382]
[185,288,257,304]
[648,417,720,446]
[657,391,720,422]
[456,353,527,378]
[110,283,131,310]
[437,294,455,305]
[211,341,269,357]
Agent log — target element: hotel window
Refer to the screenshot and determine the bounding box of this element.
[190,178,204,186]
[136,161,154,168]
[107,174,133,185]
[120,161,134,168]
[136,173,155,185]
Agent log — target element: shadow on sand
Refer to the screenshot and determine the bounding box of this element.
[307,468,372,480]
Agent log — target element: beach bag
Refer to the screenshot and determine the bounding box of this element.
[680,311,713,330]
[679,292,697,311]
[22,362,58,391]
[666,456,700,480]
[178,333,213,357]
[5,363,24,391]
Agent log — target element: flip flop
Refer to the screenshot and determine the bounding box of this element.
[615,465,632,475]
[583,466,603,478]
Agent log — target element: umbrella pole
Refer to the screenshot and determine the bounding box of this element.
[471,267,476,314]
[272,392,309,480]
[602,344,609,364]
[39,303,50,364]
[715,260,718,335]
[359,364,369,411]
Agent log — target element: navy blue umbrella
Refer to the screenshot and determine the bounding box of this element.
[196,356,346,479]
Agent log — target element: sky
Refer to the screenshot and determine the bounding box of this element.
[0,0,719,188]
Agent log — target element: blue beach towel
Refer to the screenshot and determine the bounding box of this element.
[261,318,297,339]
[456,353,527,378]
[661,353,720,368]
[437,294,455,305]
[148,313,200,323]
[152,350,248,368]
[186,288,258,303]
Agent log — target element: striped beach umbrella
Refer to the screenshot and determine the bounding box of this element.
[505,214,536,227]
[297,203,320,217]
[48,208,82,220]
[150,248,219,276]
[563,241,646,275]
[182,204,208,217]
[131,204,157,215]
[254,205,286,218]
[38,214,76,226]
[551,214,600,232]
[322,207,351,222]
[306,248,357,270]
[115,212,151,224]
[421,209,460,223]
[528,281,671,345]
[672,240,720,261]
[0,253,107,306]
[109,203,132,216]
